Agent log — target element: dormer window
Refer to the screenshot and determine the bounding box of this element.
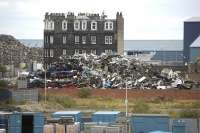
[82,20,87,30]
[74,20,80,30]
[44,20,54,30]
[62,20,67,30]
[91,21,97,30]
[104,21,113,30]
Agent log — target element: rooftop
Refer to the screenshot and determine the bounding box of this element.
[190,35,200,48]
[125,40,183,51]
[93,111,121,115]
[53,111,81,115]
[185,17,200,22]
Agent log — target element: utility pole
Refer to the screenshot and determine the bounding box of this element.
[44,67,47,103]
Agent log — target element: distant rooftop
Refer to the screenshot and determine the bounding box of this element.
[185,17,200,22]
[93,111,121,115]
[190,35,200,47]
[124,40,183,51]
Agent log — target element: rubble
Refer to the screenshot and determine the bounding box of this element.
[0,34,43,67]
[27,53,197,90]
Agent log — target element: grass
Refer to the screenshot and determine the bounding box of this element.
[3,92,200,118]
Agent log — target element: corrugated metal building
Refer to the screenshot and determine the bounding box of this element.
[184,17,200,63]
[190,35,200,63]
[52,111,82,123]
[0,112,44,133]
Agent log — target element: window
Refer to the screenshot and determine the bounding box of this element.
[91,36,96,44]
[50,35,54,44]
[62,20,67,30]
[75,49,79,55]
[74,20,80,30]
[91,21,97,30]
[105,49,113,54]
[105,36,112,44]
[75,35,80,44]
[82,21,87,30]
[82,36,86,44]
[44,49,46,57]
[63,49,66,55]
[63,36,66,44]
[46,50,49,57]
[91,49,96,55]
[82,50,86,54]
[104,21,113,30]
[49,20,54,30]
[50,49,54,57]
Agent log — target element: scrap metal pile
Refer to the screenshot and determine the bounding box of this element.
[33,54,187,89]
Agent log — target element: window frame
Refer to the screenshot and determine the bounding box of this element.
[50,35,54,44]
[82,36,86,44]
[91,36,96,44]
[74,20,80,30]
[62,20,67,30]
[82,20,87,30]
[63,36,67,44]
[91,21,97,30]
[75,35,80,44]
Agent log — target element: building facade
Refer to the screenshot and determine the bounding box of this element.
[43,12,124,66]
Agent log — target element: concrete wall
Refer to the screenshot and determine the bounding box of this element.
[12,89,38,103]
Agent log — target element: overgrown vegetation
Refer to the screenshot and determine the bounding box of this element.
[77,88,91,98]
[179,109,200,118]
[131,100,150,113]
[0,80,8,89]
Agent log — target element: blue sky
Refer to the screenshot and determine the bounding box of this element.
[0,0,200,40]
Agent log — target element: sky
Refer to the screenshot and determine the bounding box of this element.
[0,0,200,40]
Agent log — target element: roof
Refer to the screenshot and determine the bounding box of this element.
[124,40,183,51]
[190,35,200,48]
[132,114,169,117]
[53,111,81,115]
[93,111,121,115]
[149,131,172,133]
[185,17,200,22]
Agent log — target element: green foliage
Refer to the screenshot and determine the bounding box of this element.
[39,94,76,108]
[0,80,8,89]
[77,88,91,98]
[132,100,150,113]
[179,109,200,118]
[0,64,6,73]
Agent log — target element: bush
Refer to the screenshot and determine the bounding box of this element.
[179,109,200,118]
[132,100,150,113]
[77,88,91,98]
[0,80,7,89]
[54,96,75,108]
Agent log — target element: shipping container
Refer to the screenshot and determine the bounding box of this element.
[172,120,186,133]
[169,118,198,133]
[131,114,169,133]
[106,126,120,133]
[7,112,44,133]
[92,111,121,123]
[52,111,82,123]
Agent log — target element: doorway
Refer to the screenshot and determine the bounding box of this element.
[22,115,34,133]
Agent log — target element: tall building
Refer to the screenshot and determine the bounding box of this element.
[184,17,200,63]
[43,12,124,66]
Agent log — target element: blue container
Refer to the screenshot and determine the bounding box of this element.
[131,114,169,133]
[52,111,82,122]
[92,111,121,123]
[7,112,44,133]
[172,120,186,133]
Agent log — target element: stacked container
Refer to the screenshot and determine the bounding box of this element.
[172,120,186,133]
[92,111,121,123]
[131,114,170,133]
